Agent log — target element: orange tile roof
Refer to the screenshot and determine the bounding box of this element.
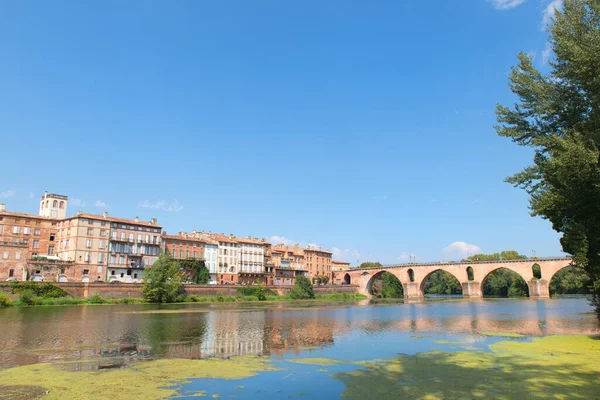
[162,233,207,243]
[208,233,238,244]
[0,211,55,221]
[332,260,350,264]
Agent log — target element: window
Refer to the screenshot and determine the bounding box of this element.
[152,236,157,244]
[59,201,64,209]
[129,233,134,242]
[48,246,55,256]
[100,221,106,227]
[86,239,92,248]
[34,229,40,235]
[53,200,58,208]
[119,255,125,264]
[23,227,30,235]
[134,273,138,279]
[98,253,105,263]
[85,252,90,262]
[33,240,39,249]
[172,249,175,257]
[88,219,93,225]
[193,251,197,258]
[99,240,105,249]
[186,250,190,258]
[13,226,20,234]
[15,252,21,260]
[179,250,183,258]
[100,229,106,236]
[8,269,14,278]
[83,269,89,275]
[49,233,55,241]
[138,234,142,242]
[110,255,116,264]
[111,270,115,275]
[2,252,7,259]
[23,238,29,245]
[87,228,93,235]
[121,232,126,240]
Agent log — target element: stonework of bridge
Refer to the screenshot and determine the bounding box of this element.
[332,258,574,299]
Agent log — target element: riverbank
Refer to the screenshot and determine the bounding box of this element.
[0,292,368,308]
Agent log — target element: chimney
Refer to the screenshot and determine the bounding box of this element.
[150,218,157,225]
[77,209,83,216]
[44,191,48,199]
[134,216,140,223]
[102,211,108,218]
[0,203,5,212]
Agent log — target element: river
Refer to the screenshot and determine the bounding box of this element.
[0,297,598,399]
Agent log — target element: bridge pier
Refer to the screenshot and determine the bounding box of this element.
[527,279,550,298]
[461,282,482,298]
[403,282,423,299]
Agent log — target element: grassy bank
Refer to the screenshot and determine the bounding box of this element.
[0,291,367,308]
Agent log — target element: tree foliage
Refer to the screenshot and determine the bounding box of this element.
[464,250,527,262]
[359,262,383,269]
[371,271,404,298]
[495,0,600,314]
[142,254,183,303]
[289,275,315,299]
[177,258,210,284]
[483,269,529,298]
[423,271,462,295]
[550,267,592,295]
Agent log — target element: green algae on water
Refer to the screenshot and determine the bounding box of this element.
[332,335,600,399]
[481,331,526,338]
[0,355,279,400]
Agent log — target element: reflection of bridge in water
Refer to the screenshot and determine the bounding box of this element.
[334,258,574,299]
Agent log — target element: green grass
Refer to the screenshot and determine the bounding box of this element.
[1,291,366,307]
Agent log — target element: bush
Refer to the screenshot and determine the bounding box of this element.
[10,282,69,298]
[0,294,12,307]
[19,290,37,306]
[87,294,106,304]
[236,285,270,301]
[290,276,315,299]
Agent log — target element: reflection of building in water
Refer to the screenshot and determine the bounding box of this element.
[265,312,337,356]
[161,311,267,359]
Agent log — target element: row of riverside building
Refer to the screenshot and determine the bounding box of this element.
[0,193,351,285]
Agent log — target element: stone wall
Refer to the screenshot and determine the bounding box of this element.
[0,282,359,299]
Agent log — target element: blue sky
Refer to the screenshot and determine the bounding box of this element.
[0,0,567,264]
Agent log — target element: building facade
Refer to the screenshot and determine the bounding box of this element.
[269,244,308,285]
[57,212,162,283]
[237,236,268,285]
[162,231,206,282]
[304,246,333,282]
[203,233,239,284]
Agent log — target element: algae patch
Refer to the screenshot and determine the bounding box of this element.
[481,331,526,338]
[332,335,600,399]
[0,355,279,400]
[287,357,350,366]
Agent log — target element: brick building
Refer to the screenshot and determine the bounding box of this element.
[162,231,206,282]
[57,212,162,282]
[304,246,333,282]
[269,244,308,285]
[0,196,70,282]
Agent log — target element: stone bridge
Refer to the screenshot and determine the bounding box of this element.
[333,258,574,299]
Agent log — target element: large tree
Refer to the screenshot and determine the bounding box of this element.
[142,254,183,303]
[495,0,600,314]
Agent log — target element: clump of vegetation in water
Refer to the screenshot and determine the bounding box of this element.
[299,335,600,399]
[0,355,278,400]
[289,276,315,299]
[142,253,183,303]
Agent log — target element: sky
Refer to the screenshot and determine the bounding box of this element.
[0,0,567,264]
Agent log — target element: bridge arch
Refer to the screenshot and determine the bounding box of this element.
[364,270,404,296]
[481,267,529,297]
[418,268,463,297]
[480,265,530,287]
[343,273,351,285]
[548,264,589,296]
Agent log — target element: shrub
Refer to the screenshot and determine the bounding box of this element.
[236,284,270,301]
[87,294,106,304]
[0,294,12,307]
[19,290,37,306]
[10,282,69,298]
[289,276,315,299]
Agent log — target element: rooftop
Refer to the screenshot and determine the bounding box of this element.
[65,212,161,228]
